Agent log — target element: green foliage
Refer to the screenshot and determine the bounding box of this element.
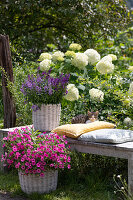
[0,0,131,61]
[0,81,3,120]
[11,62,38,126]
[69,151,127,179]
[114,175,133,200]
[95,26,133,66]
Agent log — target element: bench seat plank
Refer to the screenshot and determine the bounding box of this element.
[67,138,133,158]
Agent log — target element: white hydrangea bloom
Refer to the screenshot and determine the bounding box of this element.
[84,49,100,65]
[128,66,133,71]
[39,53,52,61]
[108,54,117,61]
[101,55,112,62]
[71,53,88,70]
[52,51,64,61]
[89,88,104,101]
[65,50,76,58]
[124,117,133,126]
[39,59,51,71]
[129,82,133,96]
[96,60,114,74]
[69,43,82,51]
[64,84,79,101]
[123,98,131,107]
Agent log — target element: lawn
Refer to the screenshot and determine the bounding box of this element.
[0,168,120,200]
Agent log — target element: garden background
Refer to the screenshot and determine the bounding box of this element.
[0,0,133,199]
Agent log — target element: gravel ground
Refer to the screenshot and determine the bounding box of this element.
[0,191,29,200]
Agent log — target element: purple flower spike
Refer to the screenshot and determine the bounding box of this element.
[20,70,70,105]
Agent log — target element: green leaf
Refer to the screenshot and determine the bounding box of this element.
[77,84,86,91]
[71,73,79,77]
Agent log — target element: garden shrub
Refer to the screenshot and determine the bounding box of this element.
[60,27,133,129]
[11,61,38,126]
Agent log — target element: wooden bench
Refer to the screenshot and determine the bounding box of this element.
[1,126,133,193]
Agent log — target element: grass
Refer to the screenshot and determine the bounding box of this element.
[0,119,3,129]
[0,169,118,200]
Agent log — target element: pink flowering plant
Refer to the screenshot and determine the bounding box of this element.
[1,126,71,177]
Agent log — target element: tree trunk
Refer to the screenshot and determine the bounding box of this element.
[0,35,16,128]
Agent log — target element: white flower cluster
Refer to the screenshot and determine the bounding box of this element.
[128,66,133,71]
[64,84,79,101]
[96,55,116,74]
[89,88,104,101]
[108,54,117,61]
[38,45,118,76]
[65,51,76,58]
[123,98,131,107]
[124,117,133,126]
[40,59,51,71]
[69,43,82,51]
[84,49,100,65]
[129,82,133,96]
[100,55,112,62]
[39,53,52,61]
[71,53,88,70]
[52,51,65,61]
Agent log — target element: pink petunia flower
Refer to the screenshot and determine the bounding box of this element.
[37,169,41,173]
[67,164,71,169]
[21,165,25,170]
[40,173,44,177]
[36,163,41,167]
[12,146,18,152]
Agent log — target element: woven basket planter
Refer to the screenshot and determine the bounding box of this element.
[32,104,61,132]
[18,170,58,194]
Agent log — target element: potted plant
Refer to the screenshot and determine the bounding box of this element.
[20,70,70,131]
[1,126,71,194]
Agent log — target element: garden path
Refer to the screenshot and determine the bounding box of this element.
[0,191,29,200]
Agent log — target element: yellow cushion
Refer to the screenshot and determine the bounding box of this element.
[51,121,116,138]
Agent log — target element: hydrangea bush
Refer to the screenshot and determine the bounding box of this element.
[16,40,133,128]
[37,43,120,105]
[36,42,132,128]
[38,43,118,77]
[1,127,71,176]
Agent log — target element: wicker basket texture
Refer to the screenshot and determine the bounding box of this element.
[32,104,61,132]
[18,170,58,194]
